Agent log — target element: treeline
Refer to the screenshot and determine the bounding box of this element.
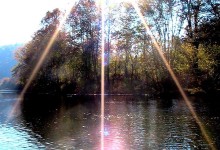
[13,0,220,94]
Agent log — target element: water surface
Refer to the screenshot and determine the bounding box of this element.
[0,92,219,149]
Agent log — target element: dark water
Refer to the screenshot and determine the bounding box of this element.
[0,92,220,150]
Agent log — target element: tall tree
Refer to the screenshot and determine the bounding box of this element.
[180,0,219,75]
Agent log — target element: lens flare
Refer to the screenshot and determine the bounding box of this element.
[8,4,74,120]
[5,1,216,150]
[131,1,216,149]
[101,0,106,149]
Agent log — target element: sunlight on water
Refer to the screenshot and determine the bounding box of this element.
[0,124,45,149]
[101,0,106,149]
[2,0,218,150]
[1,93,219,149]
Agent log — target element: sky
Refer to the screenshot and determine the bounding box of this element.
[0,0,75,46]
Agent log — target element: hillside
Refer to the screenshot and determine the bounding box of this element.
[0,44,23,79]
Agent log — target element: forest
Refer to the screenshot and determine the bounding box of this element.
[12,0,220,95]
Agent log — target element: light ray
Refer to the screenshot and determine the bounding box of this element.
[101,0,106,149]
[131,1,216,150]
[8,5,74,120]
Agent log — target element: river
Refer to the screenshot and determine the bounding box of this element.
[0,92,219,149]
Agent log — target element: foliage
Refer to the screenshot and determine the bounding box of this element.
[12,0,220,94]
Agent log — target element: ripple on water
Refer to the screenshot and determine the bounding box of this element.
[0,95,219,149]
[0,124,45,149]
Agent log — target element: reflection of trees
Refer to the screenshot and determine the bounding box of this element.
[157,99,209,149]
[20,95,100,149]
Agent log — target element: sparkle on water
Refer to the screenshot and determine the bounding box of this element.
[6,0,217,149]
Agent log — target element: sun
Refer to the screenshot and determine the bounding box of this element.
[110,0,133,4]
[96,0,135,8]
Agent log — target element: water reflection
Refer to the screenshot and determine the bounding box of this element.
[20,95,100,149]
[0,93,219,149]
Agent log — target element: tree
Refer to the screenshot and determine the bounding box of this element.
[197,16,220,90]
[180,0,219,75]
[12,0,219,94]
[66,0,101,92]
[13,8,70,93]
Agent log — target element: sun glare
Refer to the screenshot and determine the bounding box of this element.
[4,0,217,150]
[100,0,106,149]
[96,0,134,8]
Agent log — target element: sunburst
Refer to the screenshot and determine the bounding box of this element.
[6,0,216,149]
